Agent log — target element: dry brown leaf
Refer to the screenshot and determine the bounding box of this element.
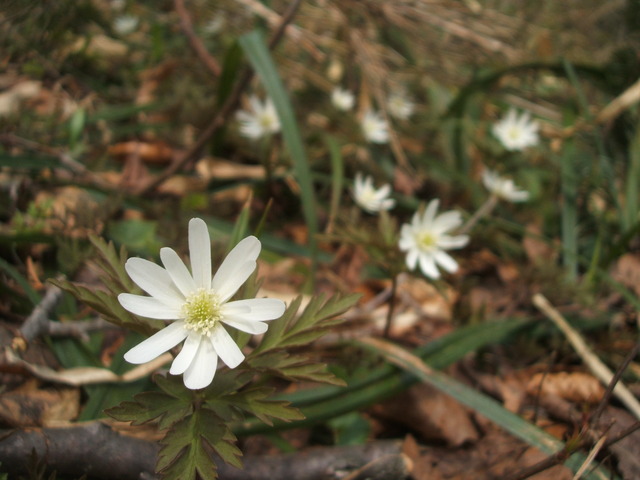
[523,222,558,265]
[610,253,640,297]
[108,141,175,165]
[0,380,79,427]
[526,371,605,404]
[372,383,479,447]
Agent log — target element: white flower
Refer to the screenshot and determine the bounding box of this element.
[236,96,281,140]
[399,199,469,279]
[361,110,389,144]
[118,218,286,390]
[492,108,540,151]
[387,91,414,120]
[113,15,139,35]
[331,87,355,111]
[353,172,395,213]
[482,169,529,202]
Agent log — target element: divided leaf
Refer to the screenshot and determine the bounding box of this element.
[51,234,161,334]
[209,385,305,426]
[247,292,359,385]
[157,407,242,480]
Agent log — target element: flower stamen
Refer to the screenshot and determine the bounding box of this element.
[182,288,222,336]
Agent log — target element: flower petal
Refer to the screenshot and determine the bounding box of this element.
[160,247,196,297]
[405,248,419,270]
[170,332,201,375]
[419,253,440,279]
[124,321,188,364]
[183,338,217,390]
[222,318,268,334]
[433,250,459,273]
[118,293,182,319]
[125,258,183,305]
[189,218,212,290]
[211,236,261,301]
[224,298,285,320]
[210,325,244,369]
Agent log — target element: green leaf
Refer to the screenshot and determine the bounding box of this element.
[213,386,304,426]
[247,293,359,384]
[157,407,242,480]
[239,30,319,282]
[51,234,161,334]
[105,391,192,429]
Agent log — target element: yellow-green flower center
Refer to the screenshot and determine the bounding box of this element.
[417,232,437,251]
[507,126,521,140]
[259,113,275,129]
[182,288,222,336]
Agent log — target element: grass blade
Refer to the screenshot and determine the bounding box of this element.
[239,30,318,282]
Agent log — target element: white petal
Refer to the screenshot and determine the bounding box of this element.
[438,234,469,249]
[405,248,419,270]
[160,247,196,297]
[182,338,217,390]
[118,293,182,319]
[170,332,201,375]
[224,298,285,320]
[222,318,268,334]
[124,321,188,364]
[419,254,440,279]
[213,260,256,302]
[210,325,244,369]
[220,302,252,316]
[189,218,212,290]
[125,258,183,304]
[422,199,440,225]
[211,236,261,301]
[433,250,459,273]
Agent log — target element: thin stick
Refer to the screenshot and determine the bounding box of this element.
[174,0,221,77]
[18,278,64,343]
[532,293,640,420]
[383,274,398,338]
[458,194,498,235]
[135,0,305,196]
[572,434,607,480]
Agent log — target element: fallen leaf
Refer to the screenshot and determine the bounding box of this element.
[526,371,605,404]
[372,383,479,447]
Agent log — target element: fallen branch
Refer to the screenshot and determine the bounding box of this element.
[0,422,407,480]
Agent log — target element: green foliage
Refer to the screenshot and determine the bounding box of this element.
[248,293,360,384]
[50,234,161,335]
[103,290,359,480]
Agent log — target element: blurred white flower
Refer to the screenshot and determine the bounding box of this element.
[113,14,139,35]
[361,110,389,144]
[236,96,281,140]
[492,108,539,151]
[119,218,286,390]
[387,91,414,120]
[353,172,395,213]
[203,16,224,35]
[482,169,529,202]
[399,199,469,279]
[331,87,355,111]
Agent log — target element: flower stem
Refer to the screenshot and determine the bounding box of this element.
[383,274,398,338]
[459,194,499,235]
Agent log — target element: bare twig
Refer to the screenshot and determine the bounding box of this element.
[174,0,221,77]
[532,294,640,420]
[134,0,304,196]
[46,317,119,342]
[591,341,640,426]
[17,277,65,344]
[459,194,499,235]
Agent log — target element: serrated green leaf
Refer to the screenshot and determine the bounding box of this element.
[218,387,305,426]
[105,391,192,429]
[52,234,162,334]
[255,295,303,353]
[158,407,242,480]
